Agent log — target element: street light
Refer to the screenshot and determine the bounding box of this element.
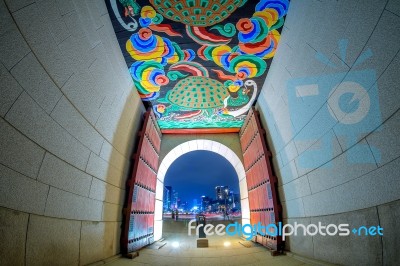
[224,189,229,220]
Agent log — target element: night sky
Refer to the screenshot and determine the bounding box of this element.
[164,150,239,204]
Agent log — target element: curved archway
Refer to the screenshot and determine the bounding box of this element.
[153,139,250,240]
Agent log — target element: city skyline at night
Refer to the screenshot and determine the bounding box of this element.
[163,184,241,213]
[164,150,240,206]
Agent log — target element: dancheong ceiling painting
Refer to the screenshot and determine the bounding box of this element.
[105,0,290,129]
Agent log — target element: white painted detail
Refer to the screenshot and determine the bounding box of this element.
[241,199,250,220]
[192,140,199,151]
[211,142,221,153]
[224,80,258,117]
[197,139,205,150]
[203,140,213,151]
[154,220,163,241]
[110,0,138,32]
[155,179,164,200]
[180,142,190,153]
[155,199,163,220]
[240,178,249,199]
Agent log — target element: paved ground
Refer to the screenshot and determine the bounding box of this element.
[105,232,311,266]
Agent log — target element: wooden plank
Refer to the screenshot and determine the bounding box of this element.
[121,109,161,254]
[239,107,283,253]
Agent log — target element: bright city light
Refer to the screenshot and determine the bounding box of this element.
[171,241,180,248]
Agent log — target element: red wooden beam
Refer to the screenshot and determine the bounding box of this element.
[161,128,240,134]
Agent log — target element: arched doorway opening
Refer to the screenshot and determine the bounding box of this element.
[163,150,240,220]
[122,108,280,253]
[154,140,250,240]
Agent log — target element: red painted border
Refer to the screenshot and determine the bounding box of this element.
[161,128,240,134]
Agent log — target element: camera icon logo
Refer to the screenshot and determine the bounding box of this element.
[287,40,381,168]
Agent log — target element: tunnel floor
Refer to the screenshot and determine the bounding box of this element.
[104,221,311,266]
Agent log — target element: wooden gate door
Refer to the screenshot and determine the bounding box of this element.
[239,107,283,252]
[121,110,162,254]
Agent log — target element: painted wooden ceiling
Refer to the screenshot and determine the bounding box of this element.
[106,0,289,130]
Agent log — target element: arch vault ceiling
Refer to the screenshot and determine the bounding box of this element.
[106,0,290,129]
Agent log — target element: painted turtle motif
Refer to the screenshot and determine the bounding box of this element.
[157,76,229,118]
[156,77,258,119]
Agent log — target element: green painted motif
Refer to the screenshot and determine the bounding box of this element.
[227,89,249,107]
[210,23,237,37]
[158,76,229,116]
[169,77,228,109]
[118,0,140,14]
[149,0,247,27]
[157,120,244,129]
[167,71,189,81]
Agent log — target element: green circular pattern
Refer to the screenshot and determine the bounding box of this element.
[168,76,229,109]
[149,0,244,27]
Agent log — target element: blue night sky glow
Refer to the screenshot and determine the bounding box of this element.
[164,150,239,203]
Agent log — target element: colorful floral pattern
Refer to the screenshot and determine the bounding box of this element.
[107,0,289,129]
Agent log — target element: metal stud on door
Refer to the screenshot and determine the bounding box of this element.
[239,108,283,253]
[121,110,162,254]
